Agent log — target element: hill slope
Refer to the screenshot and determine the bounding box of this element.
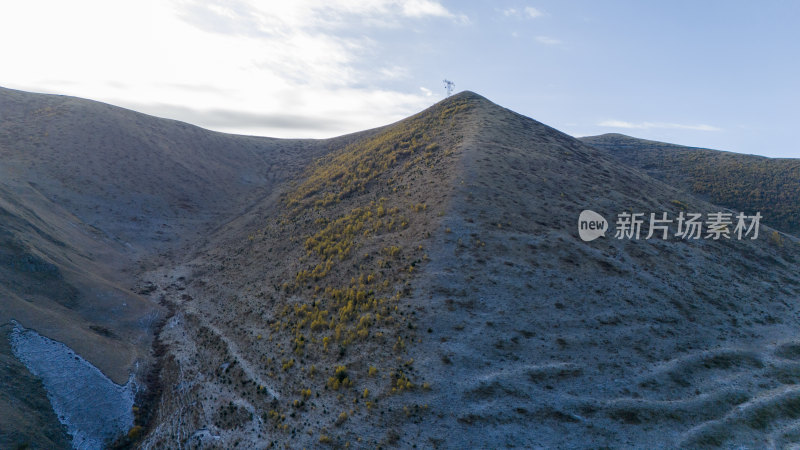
[140,93,800,448]
[0,86,344,447]
[581,133,800,236]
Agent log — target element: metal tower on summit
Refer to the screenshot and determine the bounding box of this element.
[443,79,455,97]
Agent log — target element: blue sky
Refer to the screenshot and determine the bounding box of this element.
[1,1,798,157]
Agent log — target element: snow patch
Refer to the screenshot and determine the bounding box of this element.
[9,320,135,449]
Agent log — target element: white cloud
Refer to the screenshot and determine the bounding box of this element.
[502,6,544,19]
[420,87,433,97]
[525,7,544,18]
[0,0,464,138]
[598,120,721,132]
[379,66,411,80]
[535,36,561,45]
[401,0,453,18]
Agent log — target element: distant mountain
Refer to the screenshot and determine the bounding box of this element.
[580,133,800,235]
[4,88,800,448]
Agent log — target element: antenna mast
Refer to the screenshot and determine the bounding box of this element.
[443,79,455,97]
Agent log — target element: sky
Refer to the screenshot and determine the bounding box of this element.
[1,0,798,157]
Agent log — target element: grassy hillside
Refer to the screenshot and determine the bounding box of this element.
[141,93,477,448]
[6,87,800,448]
[580,133,800,235]
[141,93,800,448]
[0,86,336,446]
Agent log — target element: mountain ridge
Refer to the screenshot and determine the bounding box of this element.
[2,88,800,448]
[581,132,800,236]
[137,92,800,448]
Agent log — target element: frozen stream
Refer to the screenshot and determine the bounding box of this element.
[9,320,135,449]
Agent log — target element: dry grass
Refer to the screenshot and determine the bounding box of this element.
[6,86,800,448]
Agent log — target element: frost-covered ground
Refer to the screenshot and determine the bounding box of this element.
[10,320,135,449]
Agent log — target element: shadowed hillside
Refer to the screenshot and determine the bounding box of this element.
[139,93,800,448]
[0,86,352,447]
[580,133,800,236]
